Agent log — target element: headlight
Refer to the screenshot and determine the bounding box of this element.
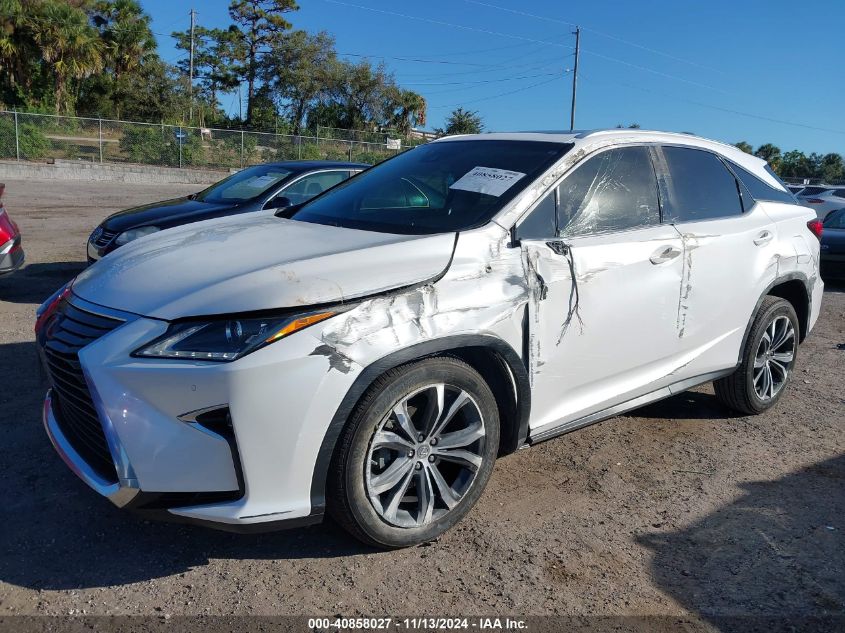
[133,310,337,361]
[115,226,160,246]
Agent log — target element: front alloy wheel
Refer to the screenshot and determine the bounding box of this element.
[329,357,500,548]
[365,383,486,528]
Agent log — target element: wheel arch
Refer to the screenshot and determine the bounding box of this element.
[738,273,811,364]
[309,335,531,515]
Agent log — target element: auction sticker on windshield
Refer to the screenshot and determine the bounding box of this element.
[244,175,282,188]
[449,166,526,197]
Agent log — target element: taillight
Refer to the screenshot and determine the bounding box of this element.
[0,209,16,244]
[804,198,824,204]
[807,219,824,241]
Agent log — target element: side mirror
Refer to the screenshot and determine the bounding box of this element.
[266,196,293,210]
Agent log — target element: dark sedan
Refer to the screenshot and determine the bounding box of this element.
[87,160,368,262]
[820,208,845,280]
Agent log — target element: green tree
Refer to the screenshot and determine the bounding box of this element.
[819,153,845,183]
[0,0,30,99]
[261,29,336,134]
[87,0,157,118]
[116,59,187,123]
[30,1,103,114]
[754,143,782,172]
[779,150,811,179]
[437,108,484,136]
[172,25,243,119]
[388,88,427,135]
[228,0,298,124]
[734,141,753,154]
[324,59,397,131]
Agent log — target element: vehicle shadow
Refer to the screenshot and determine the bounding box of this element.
[627,390,740,421]
[0,261,86,305]
[638,455,845,629]
[0,340,374,592]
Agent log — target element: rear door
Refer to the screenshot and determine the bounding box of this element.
[518,145,687,433]
[652,145,779,378]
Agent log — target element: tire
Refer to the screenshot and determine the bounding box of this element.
[328,356,500,548]
[714,296,799,415]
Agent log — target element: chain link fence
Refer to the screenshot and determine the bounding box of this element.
[0,110,428,171]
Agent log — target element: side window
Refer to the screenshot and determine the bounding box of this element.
[658,147,743,222]
[281,171,348,205]
[516,190,556,240]
[558,146,660,237]
[728,161,795,204]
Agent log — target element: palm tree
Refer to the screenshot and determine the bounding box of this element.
[90,0,155,118]
[436,107,484,136]
[391,89,427,135]
[92,0,156,81]
[30,2,103,114]
[0,0,29,94]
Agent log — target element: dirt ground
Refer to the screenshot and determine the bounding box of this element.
[0,178,842,625]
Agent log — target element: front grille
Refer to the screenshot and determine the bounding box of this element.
[42,300,124,482]
[92,229,117,249]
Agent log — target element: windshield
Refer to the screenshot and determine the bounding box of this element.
[291,140,571,234]
[195,164,293,204]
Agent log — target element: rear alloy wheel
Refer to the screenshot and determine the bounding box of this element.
[714,296,799,415]
[329,357,499,548]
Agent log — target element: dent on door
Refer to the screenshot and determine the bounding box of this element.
[520,227,687,431]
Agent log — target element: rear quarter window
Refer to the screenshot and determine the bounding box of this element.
[728,161,796,204]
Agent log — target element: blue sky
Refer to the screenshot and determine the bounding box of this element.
[144,0,845,155]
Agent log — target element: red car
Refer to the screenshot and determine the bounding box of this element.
[0,184,24,276]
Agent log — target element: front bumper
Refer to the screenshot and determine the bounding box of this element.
[40,294,362,530]
[0,236,24,275]
[42,390,140,508]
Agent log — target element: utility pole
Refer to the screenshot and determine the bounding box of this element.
[188,8,197,123]
[569,26,580,132]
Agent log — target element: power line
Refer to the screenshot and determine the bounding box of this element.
[322,0,574,50]
[429,75,562,109]
[405,72,559,87]
[403,56,569,81]
[579,74,845,136]
[582,48,734,95]
[337,53,494,67]
[461,0,723,74]
[322,0,726,96]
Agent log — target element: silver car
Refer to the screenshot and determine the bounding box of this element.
[797,186,845,219]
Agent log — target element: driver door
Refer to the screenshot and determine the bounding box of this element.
[517,146,687,435]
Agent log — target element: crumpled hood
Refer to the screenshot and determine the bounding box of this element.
[73,213,456,320]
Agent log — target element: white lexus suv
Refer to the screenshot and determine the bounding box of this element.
[36,130,824,548]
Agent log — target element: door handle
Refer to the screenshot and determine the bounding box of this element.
[650,245,682,265]
[754,230,774,246]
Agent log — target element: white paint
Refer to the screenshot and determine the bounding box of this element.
[72,214,455,319]
[48,130,824,530]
